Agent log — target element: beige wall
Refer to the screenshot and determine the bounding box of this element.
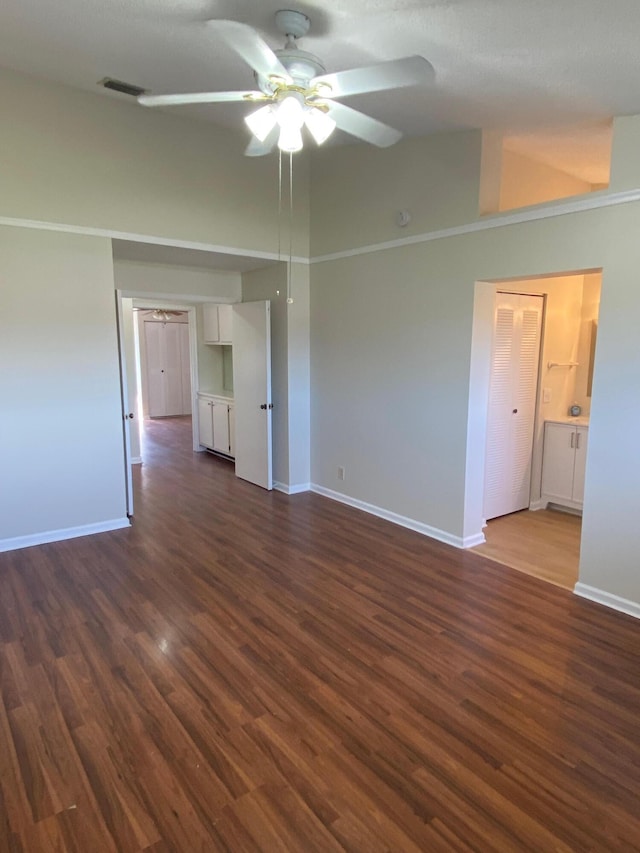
[499,149,593,211]
[114,259,241,301]
[609,114,640,190]
[0,68,310,257]
[3,58,640,612]
[310,190,640,603]
[310,130,483,256]
[0,226,127,544]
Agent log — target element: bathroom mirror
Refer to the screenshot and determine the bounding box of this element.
[587,320,597,397]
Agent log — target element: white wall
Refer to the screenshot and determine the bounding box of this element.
[0,226,127,547]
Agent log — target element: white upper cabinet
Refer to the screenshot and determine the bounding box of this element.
[203,303,233,345]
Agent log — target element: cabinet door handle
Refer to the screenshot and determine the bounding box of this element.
[570,432,575,449]
[576,432,581,450]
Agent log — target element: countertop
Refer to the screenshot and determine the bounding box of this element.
[198,390,234,401]
[545,416,589,427]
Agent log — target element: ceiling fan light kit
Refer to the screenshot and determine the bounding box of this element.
[137,9,435,157]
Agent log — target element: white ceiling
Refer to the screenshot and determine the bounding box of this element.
[1,0,635,183]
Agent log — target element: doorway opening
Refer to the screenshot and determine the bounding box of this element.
[117,293,201,516]
[465,270,602,589]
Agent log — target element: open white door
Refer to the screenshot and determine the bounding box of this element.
[115,293,134,516]
[232,300,272,490]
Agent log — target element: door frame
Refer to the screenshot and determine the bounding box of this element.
[463,269,601,546]
[463,279,549,544]
[115,291,201,494]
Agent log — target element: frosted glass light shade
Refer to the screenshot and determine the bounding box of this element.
[245,105,277,142]
[276,94,305,129]
[304,108,336,145]
[278,125,303,153]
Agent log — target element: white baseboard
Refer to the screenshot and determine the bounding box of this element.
[574,583,640,620]
[310,484,482,549]
[131,456,143,465]
[463,532,486,547]
[274,482,311,495]
[0,518,131,553]
[529,499,547,511]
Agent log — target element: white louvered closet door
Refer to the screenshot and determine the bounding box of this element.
[484,293,543,520]
[144,321,191,417]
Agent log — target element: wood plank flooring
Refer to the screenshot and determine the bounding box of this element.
[472,509,581,589]
[1,416,639,851]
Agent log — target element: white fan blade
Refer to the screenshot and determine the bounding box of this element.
[210,20,292,83]
[313,56,434,99]
[244,126,278,157]
[326,102,402,148]
[138,90,263,106]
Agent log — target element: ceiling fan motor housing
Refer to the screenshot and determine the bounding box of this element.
[256,49,326,94]
[254,10,325,94]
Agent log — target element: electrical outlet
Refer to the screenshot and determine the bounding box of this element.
[337,466,345,481]
[543,387,552,404]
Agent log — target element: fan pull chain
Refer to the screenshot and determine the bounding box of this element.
[277,148,283,263]
[287,151,294,304]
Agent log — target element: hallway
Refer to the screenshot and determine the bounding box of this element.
[0,418,639,851]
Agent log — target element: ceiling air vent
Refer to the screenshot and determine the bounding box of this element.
[98,77,147,98]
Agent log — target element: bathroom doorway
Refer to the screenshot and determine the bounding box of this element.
[467,270,601,589]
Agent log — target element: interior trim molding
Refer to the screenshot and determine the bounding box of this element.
[574,582,640,620]
[311,188,640,264]
[5,190,638,270]
[0,216,308,265]
[0,518,131,554]
[528,499,547,511]
[310,483,482,549]
[131,456,143,465]
[274,482,310,495]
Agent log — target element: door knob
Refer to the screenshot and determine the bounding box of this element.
[260,403,267,410]
[512,408,518,414]
[128,413,135,419]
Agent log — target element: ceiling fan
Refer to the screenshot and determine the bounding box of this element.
[135,308,185,321]
[138,9,435,156]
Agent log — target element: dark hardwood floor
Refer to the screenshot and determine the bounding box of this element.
[1,416,640,851]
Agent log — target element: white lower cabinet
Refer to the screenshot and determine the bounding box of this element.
[197,394,235,457]
[541,420,588,511]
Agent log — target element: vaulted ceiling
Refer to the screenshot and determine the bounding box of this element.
[1,0,631,183]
